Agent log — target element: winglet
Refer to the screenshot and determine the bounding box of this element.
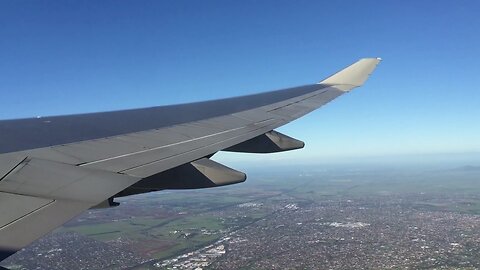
[319,58,381,88]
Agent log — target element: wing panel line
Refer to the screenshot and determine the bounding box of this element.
[121,119,283,176]
[79,118,276,167]
[0,198,55,230]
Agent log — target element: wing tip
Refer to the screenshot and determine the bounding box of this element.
[319,57,381,89]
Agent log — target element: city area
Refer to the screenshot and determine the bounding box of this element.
[2,164,480,269]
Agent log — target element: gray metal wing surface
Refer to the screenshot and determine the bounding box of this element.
[0,58,381,261]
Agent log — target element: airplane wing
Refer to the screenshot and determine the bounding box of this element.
[0,58,381,261]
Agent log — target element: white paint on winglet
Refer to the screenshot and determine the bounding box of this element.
[319,58,381,89]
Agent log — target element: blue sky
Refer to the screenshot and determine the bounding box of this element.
[1,1,479,165]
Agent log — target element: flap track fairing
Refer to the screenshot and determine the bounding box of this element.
[116,158,246,196]
[224,130,304,153]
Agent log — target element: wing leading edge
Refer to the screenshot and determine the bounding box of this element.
[0,58,381,261]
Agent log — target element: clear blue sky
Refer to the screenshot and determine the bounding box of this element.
[1,1,479,165]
